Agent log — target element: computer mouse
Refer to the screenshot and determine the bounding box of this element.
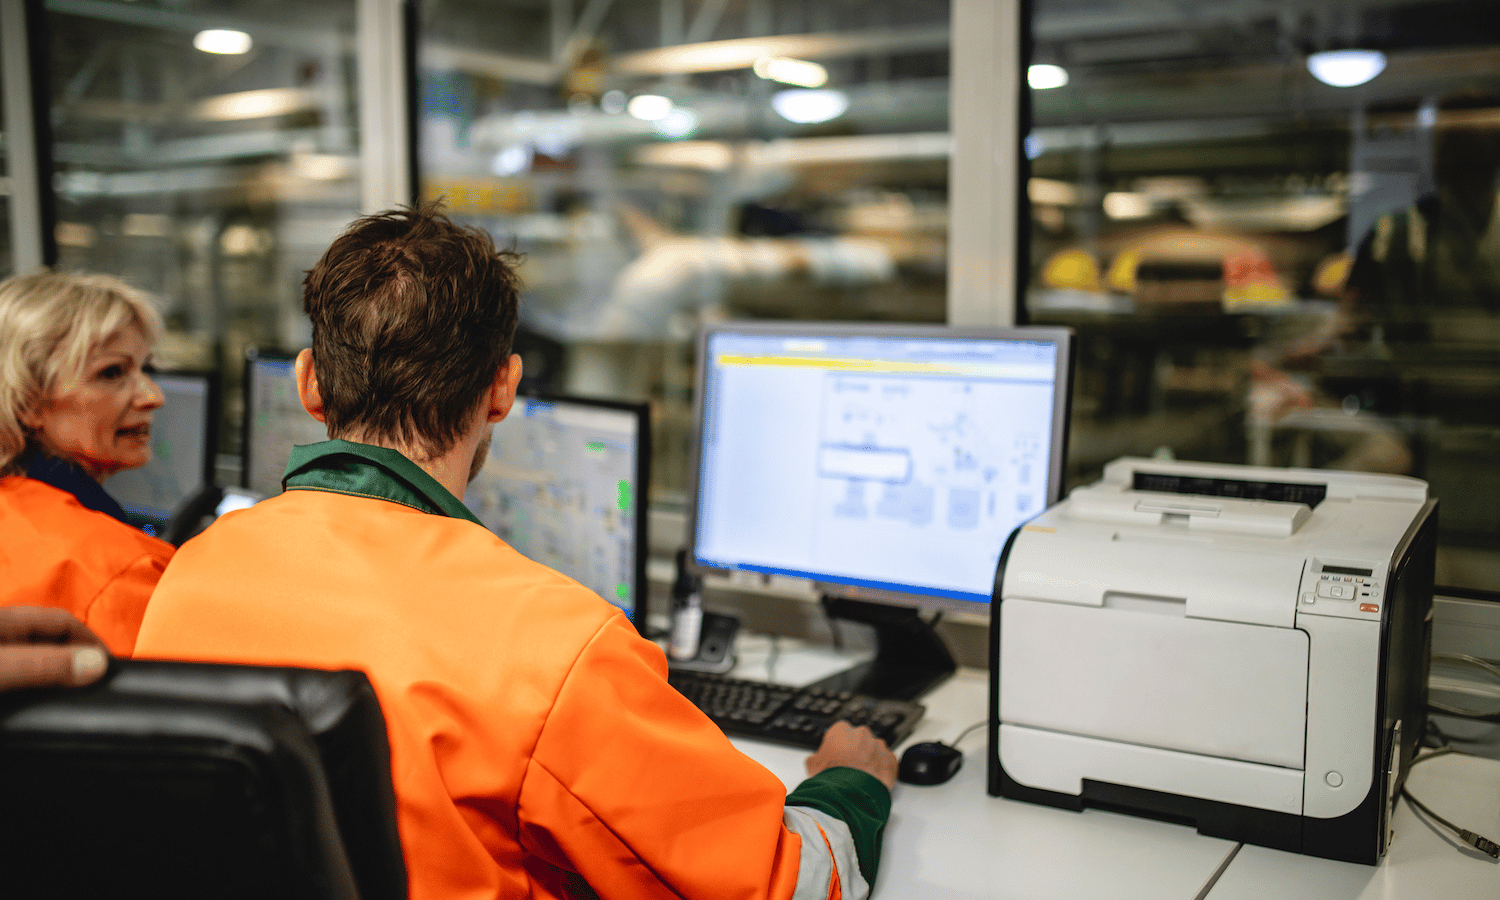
[897,741,963,786]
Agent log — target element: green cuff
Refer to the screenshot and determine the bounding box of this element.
[787,766,892,886]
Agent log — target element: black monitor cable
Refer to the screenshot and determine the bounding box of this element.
[1400,747,1500,859]
[765,633,781,681]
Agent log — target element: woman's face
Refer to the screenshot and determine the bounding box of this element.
[25,323,163,483]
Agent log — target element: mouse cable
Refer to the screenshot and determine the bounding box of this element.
[1427,653,1500,722]
[1400,747,1500,859]
[947,719,988,749]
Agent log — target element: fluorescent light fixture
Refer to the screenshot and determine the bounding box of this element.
[635,141,734,171]
[1028,64,1069,90]
[195,88,313,121]
[1306,49,1386,87]
[771,89,849,125]
[193,29,253,55]
[292,153,355,182]
[753,56,828,88]
[627,94,674,121]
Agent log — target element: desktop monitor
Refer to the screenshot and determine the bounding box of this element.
[242,349,329,497]
[466,392,651,632]
[686,321,1075,698]
[109,371,218,538]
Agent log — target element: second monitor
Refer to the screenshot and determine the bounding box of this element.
[687,321,1075,699]
[242,351,651,631]
[464,394,650,630]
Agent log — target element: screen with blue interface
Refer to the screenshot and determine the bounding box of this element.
[689,323,1073,609]
[110,372,215,535]
[465,394,650,628]
[242,351,328,497]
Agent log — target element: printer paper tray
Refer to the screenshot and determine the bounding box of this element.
[999,598,1309,768]
[999,724,1305,815]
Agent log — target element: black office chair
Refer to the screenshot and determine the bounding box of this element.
[0,659,408,900]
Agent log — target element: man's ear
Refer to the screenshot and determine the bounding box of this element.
[294,348,328,423]
[486,354,524,424]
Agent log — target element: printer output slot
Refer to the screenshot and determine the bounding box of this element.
[1103,591,1187,616]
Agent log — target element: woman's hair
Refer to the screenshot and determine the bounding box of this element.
[0,271,163,476]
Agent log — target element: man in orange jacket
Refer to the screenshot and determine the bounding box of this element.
[136,203,898,900]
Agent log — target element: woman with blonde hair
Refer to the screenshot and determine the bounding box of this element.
[0,271,175,655]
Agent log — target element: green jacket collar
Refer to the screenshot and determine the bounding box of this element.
[283,439,482,525]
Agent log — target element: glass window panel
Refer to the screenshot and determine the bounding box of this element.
[1026,0,1500,589]
[1,84,11,276]
[44,0,362,468]
[417,0,952,500]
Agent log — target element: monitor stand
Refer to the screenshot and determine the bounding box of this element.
[808,596,956,701]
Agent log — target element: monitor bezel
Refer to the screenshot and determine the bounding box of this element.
[497,389,653,635]
[113,368,220,530]
[153,368,221,496]
[685,320,1075,617]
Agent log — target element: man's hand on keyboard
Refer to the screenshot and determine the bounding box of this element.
[805,720,899,790]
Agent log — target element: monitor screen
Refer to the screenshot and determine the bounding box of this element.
[242,350,328,497]
[466,393,650,630]
[688,322,1074,612]
[109,371,217,537]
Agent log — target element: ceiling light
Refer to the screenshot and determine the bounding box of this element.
[753,56,828,88]
[195,88,312,121]
[1028,64,1069,90]
[627,94,674,121]
[1306,49,1386,87]
[653,108,700,139]
[491,145,533,177]
[771,89,849,125]
[193,29,253,55]
[1103,192,1153,220]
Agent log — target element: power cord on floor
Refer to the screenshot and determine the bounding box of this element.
[1401,747,1500,859]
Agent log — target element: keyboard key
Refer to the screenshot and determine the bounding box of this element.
[667,669,924,750]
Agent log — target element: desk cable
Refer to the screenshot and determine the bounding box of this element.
[1401,746,1500,859]
[1428,652,1500,722]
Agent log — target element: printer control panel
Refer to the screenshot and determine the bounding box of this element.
[1300,561,1384,619]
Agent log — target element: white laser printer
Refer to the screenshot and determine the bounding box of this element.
[989,457,1437,865]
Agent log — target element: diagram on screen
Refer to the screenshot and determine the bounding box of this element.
[810,372,1050,590]
[464,404,636,612]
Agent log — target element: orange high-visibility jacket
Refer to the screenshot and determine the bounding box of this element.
[0,474,173,655]
[136,441,888,900]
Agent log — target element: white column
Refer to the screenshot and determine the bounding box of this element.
[357,0,412,212]
[2,0,46,273]
[947,0,1022,326]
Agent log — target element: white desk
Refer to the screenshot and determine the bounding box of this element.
[735,668,1241,899]
[729,664,1500,899]
[1206,749,1500,900]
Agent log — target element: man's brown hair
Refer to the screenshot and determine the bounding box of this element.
[302,202,521,458]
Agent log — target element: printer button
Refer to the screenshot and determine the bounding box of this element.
[1325,771,1344,788]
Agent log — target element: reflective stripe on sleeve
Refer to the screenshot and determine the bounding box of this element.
[784,806,870,900]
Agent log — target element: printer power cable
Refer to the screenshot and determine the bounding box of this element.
[1401,747,1500,859]
[1427,653,1500,722]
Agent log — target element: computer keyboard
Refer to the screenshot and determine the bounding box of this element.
[667,669,925,750]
